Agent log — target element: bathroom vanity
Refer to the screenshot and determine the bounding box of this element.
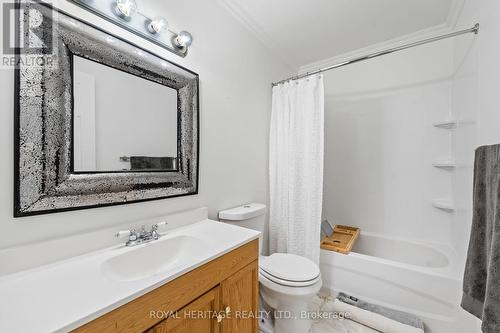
[74,240,258,333]
[0,208,260,333]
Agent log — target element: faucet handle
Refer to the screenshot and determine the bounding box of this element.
[152,221,168,231]
[116,229,130,238]
[151,221,168,240]
[116,228,137,241]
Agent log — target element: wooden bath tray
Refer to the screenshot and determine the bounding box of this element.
[321,225,360,254]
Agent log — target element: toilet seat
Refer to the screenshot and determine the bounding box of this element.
[259,270,323,297]
[259,253,321,287]
[259,268,321,287]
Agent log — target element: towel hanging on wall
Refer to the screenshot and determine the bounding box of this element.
[462,144,500,333]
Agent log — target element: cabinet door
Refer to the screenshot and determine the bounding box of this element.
[146,287,220,333]
[220,261,259,333]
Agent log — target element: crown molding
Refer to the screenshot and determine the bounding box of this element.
[216,0,297,69]
[217,0,465,75]
[299,0,466,74]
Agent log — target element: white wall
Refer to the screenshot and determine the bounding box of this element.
[0,0,290,249]
[321,40,458,244]
[475,1,500,145]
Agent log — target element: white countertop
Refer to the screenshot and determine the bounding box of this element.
[0,220,260,333]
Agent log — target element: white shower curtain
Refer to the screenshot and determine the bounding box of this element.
[269,75,324,264]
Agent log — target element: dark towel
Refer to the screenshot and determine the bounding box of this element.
[337,292,425,330]
[130,156,177,171]
[462,144,500,333]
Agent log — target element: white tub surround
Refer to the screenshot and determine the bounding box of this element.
[0,208,260,333]
[320,232,479,333]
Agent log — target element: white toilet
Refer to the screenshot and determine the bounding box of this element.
[219,203,322,333]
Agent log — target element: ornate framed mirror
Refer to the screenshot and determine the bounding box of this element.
[14,1,199,217]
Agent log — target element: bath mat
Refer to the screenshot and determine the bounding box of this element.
[337,293,425,330]
[310,296,380,333]
[310,295,426,333]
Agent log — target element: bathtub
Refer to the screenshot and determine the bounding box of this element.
[319,232,480,333]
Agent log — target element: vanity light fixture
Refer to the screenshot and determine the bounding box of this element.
[72,0,194,57]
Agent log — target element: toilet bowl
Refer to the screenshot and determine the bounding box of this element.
[259,253,322,333]
[219,203,322,333]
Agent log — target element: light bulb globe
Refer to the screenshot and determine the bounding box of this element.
[148,16,169,34]
[115,0,137,18]
[174,31,193,48]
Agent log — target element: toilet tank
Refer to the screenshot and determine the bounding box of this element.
[218,203,266,254]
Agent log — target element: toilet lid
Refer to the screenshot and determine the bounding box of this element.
[259,253,320,283]
[259,268,321,287]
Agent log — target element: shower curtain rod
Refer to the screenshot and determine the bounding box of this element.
[272,23,480,87]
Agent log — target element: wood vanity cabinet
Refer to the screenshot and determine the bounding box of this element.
[73,239,259,333]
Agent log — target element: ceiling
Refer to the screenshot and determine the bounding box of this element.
[219,0,457,69]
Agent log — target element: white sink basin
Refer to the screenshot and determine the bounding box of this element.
[101,235,204,281]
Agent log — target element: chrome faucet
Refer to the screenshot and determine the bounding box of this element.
[116,221,168,247]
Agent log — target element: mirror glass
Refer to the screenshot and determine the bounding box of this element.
[73,55,178,172]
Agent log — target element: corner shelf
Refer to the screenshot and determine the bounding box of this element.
[432,159,456,168]
[433,120,457,130]
[432,199,455,212]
